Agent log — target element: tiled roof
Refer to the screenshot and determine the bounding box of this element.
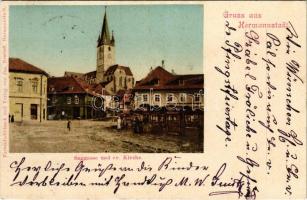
[48,76,94,95]
[90,83,111,95]
[167,74,204,86]
[9,58,49,76]
[134,67,204,91]
[64,71,84,78]
[136,66,174,87]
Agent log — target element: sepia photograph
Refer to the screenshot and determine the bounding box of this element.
[8,5,204,153]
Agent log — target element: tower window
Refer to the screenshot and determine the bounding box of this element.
[108,47,111,51]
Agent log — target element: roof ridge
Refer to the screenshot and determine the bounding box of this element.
[9,57,49,76]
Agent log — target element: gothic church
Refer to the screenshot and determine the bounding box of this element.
[65,9,134,95]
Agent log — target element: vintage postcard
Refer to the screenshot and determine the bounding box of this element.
[7,4,204,153]
[0,1,306,199]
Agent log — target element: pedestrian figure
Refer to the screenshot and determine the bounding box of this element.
[11,115,14,123]
[67,120,71,132]
[132,118,136,133]
[117,116,122,132]
[139,119,143,133]
[122,116,128,130]
[61,111,65,120]
[134,117,140,133]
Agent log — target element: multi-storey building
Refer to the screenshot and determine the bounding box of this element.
[133,66,204,111]
[47,76,106,119]
[9,58,48,122]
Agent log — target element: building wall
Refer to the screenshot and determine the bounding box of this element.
[134,90,204,110]
[96,45,115,83]
[47,93,105,119]
[103,68,134,95]
[9,72,48,121]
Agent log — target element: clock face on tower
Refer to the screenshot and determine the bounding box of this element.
[107,53,111,59]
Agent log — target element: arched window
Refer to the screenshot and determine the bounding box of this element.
[119,77,122,87]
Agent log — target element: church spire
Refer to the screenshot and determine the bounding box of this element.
[97,6,113,47]
[111,30,115,45]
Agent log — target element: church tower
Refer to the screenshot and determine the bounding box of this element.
[96,8,115,83]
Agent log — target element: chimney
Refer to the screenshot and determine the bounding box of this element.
[171,69,176,75]
[162,60,165,68]
[150,66,153,71]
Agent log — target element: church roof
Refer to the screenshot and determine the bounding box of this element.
[104,64,133,76]
[84,70,96,78]
[83,65,133,79]
[9,58,49,76]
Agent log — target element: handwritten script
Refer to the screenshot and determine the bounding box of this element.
[214,12,304,199]
[9,156,262,199]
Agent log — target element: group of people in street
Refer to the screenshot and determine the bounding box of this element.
[117,115,143,133]
[8,114,14,123]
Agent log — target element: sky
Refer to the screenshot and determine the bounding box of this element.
[9,5,203,81]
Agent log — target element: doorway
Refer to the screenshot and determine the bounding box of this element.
[15,103,23,121]
[31,104,38,120]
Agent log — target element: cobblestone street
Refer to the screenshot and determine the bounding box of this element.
[9,120,203,153]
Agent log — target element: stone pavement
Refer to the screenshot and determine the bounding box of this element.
[9,120,203,153]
